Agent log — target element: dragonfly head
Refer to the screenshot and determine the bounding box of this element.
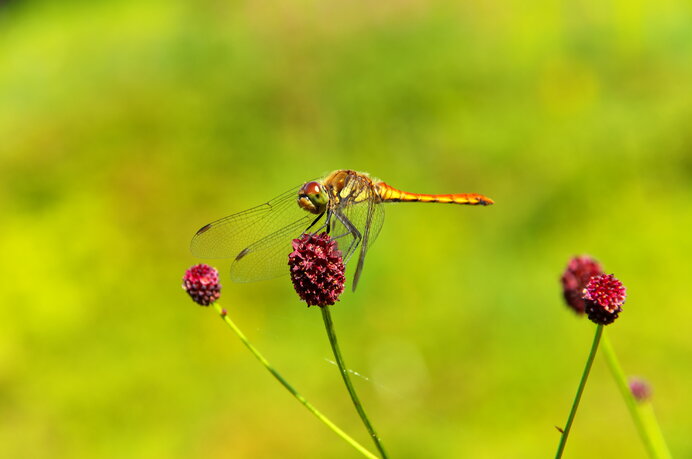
[298,181,328,214]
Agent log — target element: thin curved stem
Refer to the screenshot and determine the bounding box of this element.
[212,302,377,459]
[321,306,388,458]
[556,324,603,458]
[601,333,671,459]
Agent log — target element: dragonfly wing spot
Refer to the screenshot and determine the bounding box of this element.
[196,223,212,235]
[235,247,251,261]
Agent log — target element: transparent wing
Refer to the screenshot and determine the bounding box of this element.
[190,185,314,282]
[230,215,312,282]
[328,175,385,290]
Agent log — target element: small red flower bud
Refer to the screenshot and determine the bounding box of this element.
[629,377,652,402]
[288,233,345,307]
[583,274,626,325]
[561,256,604,314]
[183,264,221,306]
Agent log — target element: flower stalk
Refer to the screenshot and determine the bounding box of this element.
[601,334,671,459]
[212,302,378,459]
[285,234,386,456]
[321,306,388,459]
[556,324,604,458]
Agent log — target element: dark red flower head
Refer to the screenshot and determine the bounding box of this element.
[561,255,604,314]
[583,274,626,325]
[629,377,652,402]
[288,233,345,307]
[183,264,221,306]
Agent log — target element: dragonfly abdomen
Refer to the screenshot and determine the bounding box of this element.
[375,182,494,206]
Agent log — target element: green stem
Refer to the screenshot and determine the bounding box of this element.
[212,303,377,459]
[556,324,603,459]
[601,333,672,459]
[321,306,388,459]
[639,402,672,459]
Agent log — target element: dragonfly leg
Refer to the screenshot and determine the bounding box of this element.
[324,210,333,234]
[304,212,325,233]
[331,229,353,239]
[334,211,362,262]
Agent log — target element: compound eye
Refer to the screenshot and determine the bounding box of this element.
[300,181,322,196]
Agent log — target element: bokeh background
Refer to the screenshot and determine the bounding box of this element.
[1,0,691,457]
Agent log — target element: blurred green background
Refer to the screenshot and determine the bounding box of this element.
[1,0,691,457]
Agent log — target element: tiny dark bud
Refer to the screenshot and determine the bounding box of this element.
[629,377,652,402]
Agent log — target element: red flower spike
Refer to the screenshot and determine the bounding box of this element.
[288,233,345,307]
[561,256,604,314]
[183,264,222,306]
[583,274,626,325]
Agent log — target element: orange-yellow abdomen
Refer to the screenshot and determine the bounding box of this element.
[375,182,494,206]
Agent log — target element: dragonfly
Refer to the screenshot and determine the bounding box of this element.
[191,169,493,291]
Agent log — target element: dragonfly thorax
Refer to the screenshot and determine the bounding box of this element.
[298,181,329,215]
